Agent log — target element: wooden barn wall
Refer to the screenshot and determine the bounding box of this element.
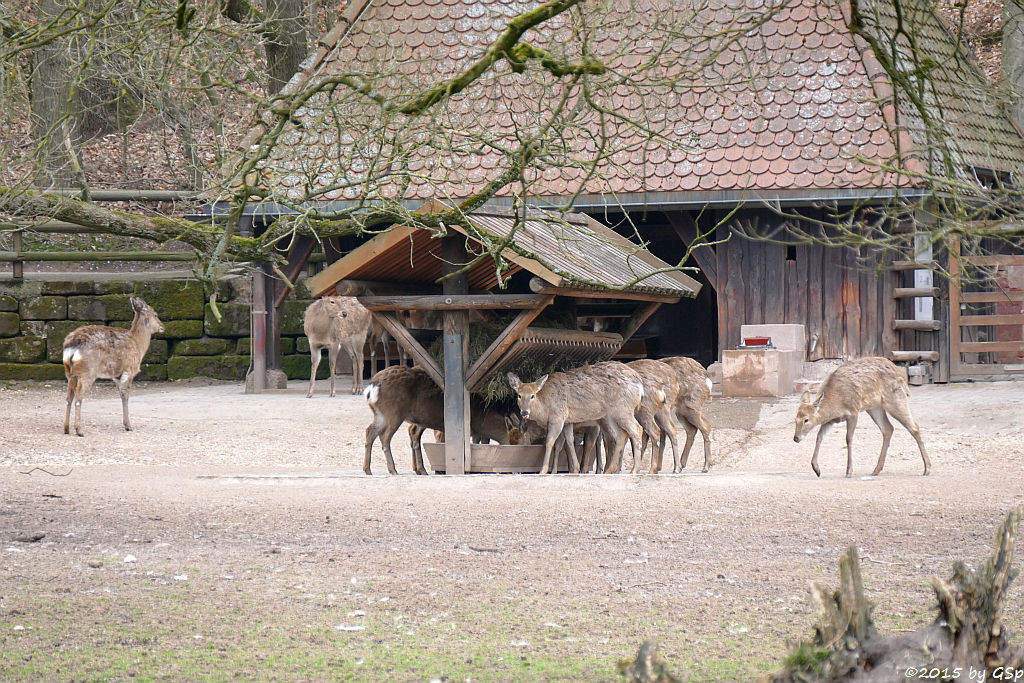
[715,219,895,360]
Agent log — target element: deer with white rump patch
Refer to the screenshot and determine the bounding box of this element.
[62,296,164,436]
[793,356,930,477]
[508,362,644,475]
[303,295,372,397]
[363,365,513,475]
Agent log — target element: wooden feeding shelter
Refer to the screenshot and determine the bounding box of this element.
[304,206,700,473]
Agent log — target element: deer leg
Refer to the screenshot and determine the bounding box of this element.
[678,421,697,473]
[327,344,339,398]
[580,426,598,473]
[307,346,322,398]
[63,375,77,434]
[810,422,834,477]
[408,424,428,475]
[866,408,894,476]
[695,413,712,473]
[561,422,580,473]
[364,422,380,475]
[115,374,132,431]
[843,414,858,477]
[889,406,931,476]
[540,419,565,475]
[72,376,95,437]
[378,423,400,475]
[652,411,680,474]
[349,340,364,394]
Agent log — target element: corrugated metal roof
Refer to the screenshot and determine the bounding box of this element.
[308,209,701,297]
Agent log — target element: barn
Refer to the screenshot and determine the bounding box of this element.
[233,0,1024,384]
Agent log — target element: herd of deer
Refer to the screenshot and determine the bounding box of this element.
[56,295,932,479]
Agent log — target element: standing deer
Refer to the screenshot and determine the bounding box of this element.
[793,356,930,477]
[660,356,713,473]
[508,362,644,475]
[363,365,513,475]
[304,296,372,397]
[626,359,683,474]
[62,296,164,436]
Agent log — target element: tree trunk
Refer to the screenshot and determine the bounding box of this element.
[30,0,77,188]
[1004,0,1024,128]
[264,0,309,94]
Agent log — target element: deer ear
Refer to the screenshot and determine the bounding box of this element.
[507,372,520,390]
[800,389,814,404]
[535,374,549,391]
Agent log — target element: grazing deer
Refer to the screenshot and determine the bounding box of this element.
[62,297,164,436]
[660,356,713,473]
[363,365,512,475]
[508,362,644,475]
[304,296,372,397]
[626,359,683,474]
[793,356,930,477]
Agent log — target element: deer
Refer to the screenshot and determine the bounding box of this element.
[626,359,683,474]
[508,361,644,475]
[660,356,713,473]
[793,356,931,477]
[61,296,164,437]
[363,365,513,475]
[303,296,372,397]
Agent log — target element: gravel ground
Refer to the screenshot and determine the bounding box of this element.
[1,377,1023,680]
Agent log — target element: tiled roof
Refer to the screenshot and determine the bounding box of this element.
[252,0,1024,204]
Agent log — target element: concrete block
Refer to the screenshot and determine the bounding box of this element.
[722,348,801,397]
[739,323,806,360]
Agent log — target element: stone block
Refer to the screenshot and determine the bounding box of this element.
[0,312,20,337]
[0,362,67,381]
[143,339,169,364]
[41,281,94,295]
[137,363,168,381]
[167,354,250,381]
[0,295,17,312]
[739,323,807,360]
[244,369,288,392]
[236,337,251,355]
[722,348,801,397]
[280,337,295,355]
[67,294,133,321]
[0,336,46,363]
[173,337,229,356]
[296,337,310,354]
[279,300,308,336]
[158,319,204,339]
[134,280,205,320]
[20,295,67,320]
[92,280,134,294]
[20,320,46,337]
[204,302,250,337]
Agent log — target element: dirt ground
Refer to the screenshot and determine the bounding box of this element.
[1,376,1023,681]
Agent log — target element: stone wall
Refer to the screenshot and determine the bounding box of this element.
[0,277,326,383]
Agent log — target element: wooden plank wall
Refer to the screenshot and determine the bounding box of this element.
[715,220,893,360]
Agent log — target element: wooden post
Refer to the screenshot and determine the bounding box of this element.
[265,262,282,371]
[12,230,22,279]
[442,235,470,475]
[250,268,267,393]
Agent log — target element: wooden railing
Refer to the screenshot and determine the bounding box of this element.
[1,190,198,279]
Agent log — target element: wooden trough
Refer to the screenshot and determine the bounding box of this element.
[422,443,570,474]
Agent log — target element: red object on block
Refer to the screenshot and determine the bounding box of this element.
[743,336,771,346]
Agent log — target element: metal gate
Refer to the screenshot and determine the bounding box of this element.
[948,236,1024,379]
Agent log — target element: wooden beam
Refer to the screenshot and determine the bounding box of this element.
[892,319,942,331]
[274,235,317,309]
[893,287,940,298]
[959,290,1024,304]
[958,341,1024,353]
[466,295,554,391]
[619,302,661,342]
[889,350,940,362]
[528,277,681,304]
[958,313,1024,326]
[666,212,718,291]
[961,254,1024,267]
[441,235,470,476]
[891,259,939,271]
[306,225,416,296]
[370,311,443,388]
[357,294,550,311]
